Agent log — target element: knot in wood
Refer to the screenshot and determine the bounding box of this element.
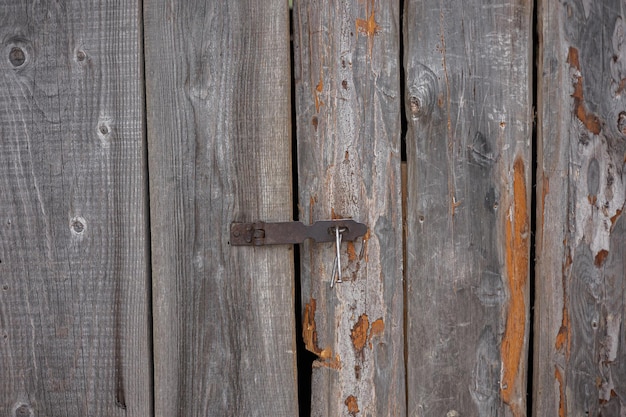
[13,404,33,417]
[406,63,437,120]
[9,46,25,67]
[76,50,87,62]
[618,111,626,135]
[70,216,87,235]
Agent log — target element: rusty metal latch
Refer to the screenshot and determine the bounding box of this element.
[230,219,367,288]
[230,220,367,246]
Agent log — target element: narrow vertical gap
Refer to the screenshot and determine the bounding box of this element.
[290,5,315,417]
[399,0,407,165]
[398,0,409,412]
[139,1,155,415]
[528,0,539,414]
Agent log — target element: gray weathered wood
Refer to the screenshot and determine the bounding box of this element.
[0,1,151,416]
[144,1,298,416]
[293,1,405,415]
[404,1,533,416]
[534,1,626,415]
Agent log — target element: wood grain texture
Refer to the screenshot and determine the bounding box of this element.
[293,0,405,415]
[0,1,151,416]
[535,1,626,415]
[404,1,532,416]
[144,1,298,416]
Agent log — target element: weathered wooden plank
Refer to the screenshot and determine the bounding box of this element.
[0,1,151,416]
[534,1,626,415]
[144,1,298,416]
[293,0,405,415]
[404,1,533,416]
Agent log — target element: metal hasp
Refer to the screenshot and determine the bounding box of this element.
[230,220,367,246]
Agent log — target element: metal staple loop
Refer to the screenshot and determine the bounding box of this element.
[330,226,346,288]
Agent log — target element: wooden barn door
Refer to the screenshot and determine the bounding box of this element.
[4,0,626,416]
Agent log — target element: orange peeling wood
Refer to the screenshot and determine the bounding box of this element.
[567,47,602,135]
[555,284,570,351]
[304,299,340,369]
[314,78,324,113]
[594,249,609,267]
[303,299,324,356]
[500,157,529,416]
[351,314,369,352]
[345,395,360,415]
[318,346,332,360]
[368,318,384,348]
[611,209,622,226]
[355,0,379,58]
[451,196,462,216]
[355,10,379,37]
[313,354,342,370]
[555,307,570,355]
[555,367,567,417]
[347,242,357,262]
[566,45,580,70]
[588,195,597,205]
[555,252,572,358]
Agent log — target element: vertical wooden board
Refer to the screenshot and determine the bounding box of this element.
[293,0,405,415]
[0,1,151,416]
[404,1,532,416]
[535,1,626,415]
[144,1,298,416]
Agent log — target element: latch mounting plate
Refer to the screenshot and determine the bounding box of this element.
[230,220,367,246]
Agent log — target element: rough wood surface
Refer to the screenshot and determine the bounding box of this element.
[144,1,298,416]
[293,0,405,415]
[404,1,533,416]
[534,1,626,415]
[0,1,151,416]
